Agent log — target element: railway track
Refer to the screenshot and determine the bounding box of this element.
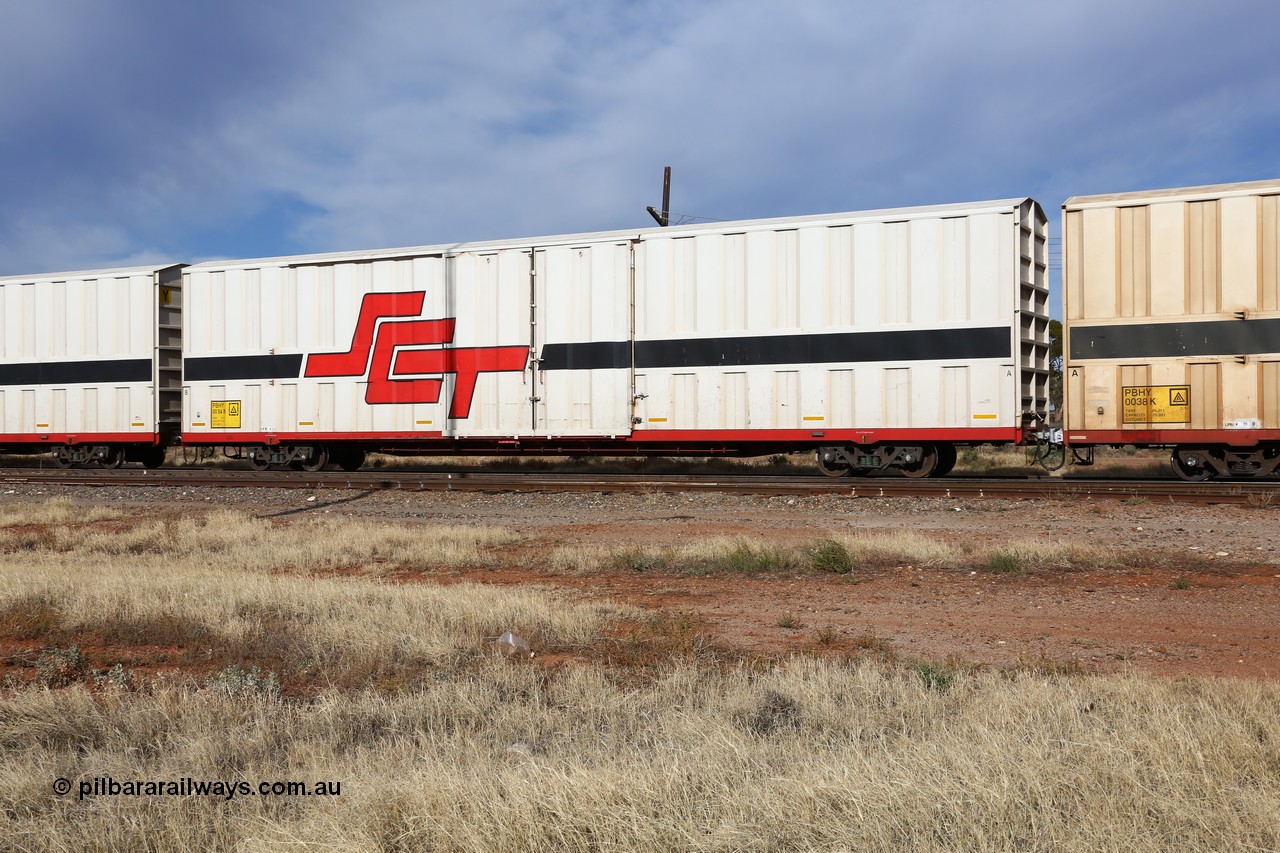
[0,467,1276,505]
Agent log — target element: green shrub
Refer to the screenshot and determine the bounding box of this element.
[36,646,88,687]
[912,661,957,692]
[615,549,668,572]
[985,551,1025,574]
[808,538,853,574]
[92,663,137,690]
[205,664,281,699]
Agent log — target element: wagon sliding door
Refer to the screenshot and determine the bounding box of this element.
[533,242,635,437]
[446,249,535,438]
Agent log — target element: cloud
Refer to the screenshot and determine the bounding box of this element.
[0,0,1278,276]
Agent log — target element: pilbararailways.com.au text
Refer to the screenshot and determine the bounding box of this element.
[57,776,342,801]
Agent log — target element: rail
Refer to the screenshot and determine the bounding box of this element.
[0,468,1276,505]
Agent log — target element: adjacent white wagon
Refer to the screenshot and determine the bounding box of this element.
[0,264,182,467]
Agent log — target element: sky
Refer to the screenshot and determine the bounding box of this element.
[2,0,1279,308]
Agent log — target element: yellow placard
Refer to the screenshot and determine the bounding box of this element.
[211,400,242,429]
[159,287,173,305]
[1122,385,1190,424]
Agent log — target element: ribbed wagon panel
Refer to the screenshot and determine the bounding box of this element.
[632,199,1046,436]
[0,264,181,446]
[1063,178,1280,439]
[182,198,1046,449]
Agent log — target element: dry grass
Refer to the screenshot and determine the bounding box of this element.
[2,501,1277,850]
[1,661,1277,851]
[551,530,1125,575]
[954,444,1037,474]
[0,497,123,527]
[1063,446,1172,479]
[550,536,795,575]
[0,505,612,692]
[956,444,1178,479]
[0,508,521,571]
[835,531,1127,573]
[835,529,965,568]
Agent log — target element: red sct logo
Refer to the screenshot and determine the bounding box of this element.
[303,292,528,418]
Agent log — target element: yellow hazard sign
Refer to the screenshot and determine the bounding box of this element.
[159,287,173,305]
[1122,385,1190,424]
[211,400,242,429]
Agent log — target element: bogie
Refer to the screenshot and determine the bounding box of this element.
[815,443,955,478]
[49,444,134,469]
[1169,445,1280,481]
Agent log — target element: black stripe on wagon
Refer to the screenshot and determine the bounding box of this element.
[0,358,152,386]
[1069,318,1280,361]
[540,326,1011,371]
[183,354,305,382]
[539,341,631,371]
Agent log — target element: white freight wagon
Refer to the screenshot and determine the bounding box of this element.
[1063,178,1280,479]
[0,264,182,467]
[181,198,1048,475]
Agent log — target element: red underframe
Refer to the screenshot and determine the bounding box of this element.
[1063,429,1280,447]
[0,433,160,446]
[178,427,1024,448]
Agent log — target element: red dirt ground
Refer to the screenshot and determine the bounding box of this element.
[433,560,1280,679]
[406,492,1280,680]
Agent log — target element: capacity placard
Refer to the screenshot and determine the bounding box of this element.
[1122,385,1190,424]
[211,400,242,429]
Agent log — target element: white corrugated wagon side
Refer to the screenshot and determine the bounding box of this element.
[627,198,1048,476]
[0,264,182,467]
[1063,178,1280,479]
[181,198,1048,475]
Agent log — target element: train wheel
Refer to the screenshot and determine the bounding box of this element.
[99,447,125,469]
[248,448,271,471]
[135,446,167,469]
[51,449,74,469]
[1171,451,1213,482]
[815,448,851,478]
[297,446,329,472]
[333,449,366,472]
[933,444,957,478]
[900,445,939,479]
